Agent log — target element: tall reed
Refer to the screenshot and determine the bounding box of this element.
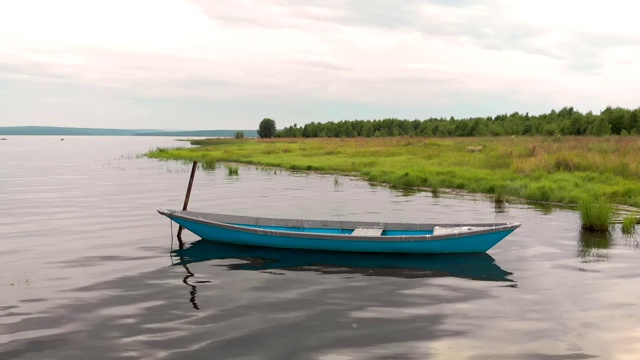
[430,181,441,198]
[621,214,638,235]
[578,197,613,231]
[494,186,506,204]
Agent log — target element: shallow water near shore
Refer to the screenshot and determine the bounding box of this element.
[1,136,639,359]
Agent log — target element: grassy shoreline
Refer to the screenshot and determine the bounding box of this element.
[146,136,640,208]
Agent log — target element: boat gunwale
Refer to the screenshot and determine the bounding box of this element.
[158,209,521,242]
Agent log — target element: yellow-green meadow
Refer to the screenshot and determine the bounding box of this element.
[147,136,640,208]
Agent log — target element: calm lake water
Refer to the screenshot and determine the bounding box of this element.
[1,136,639,359]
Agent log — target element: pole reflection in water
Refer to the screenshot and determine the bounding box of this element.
[176,233,200,310]
[171,239,514,308]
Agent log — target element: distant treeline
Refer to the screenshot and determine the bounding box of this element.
[276,107,640,138]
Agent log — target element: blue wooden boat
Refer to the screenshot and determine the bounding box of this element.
[158,209,520,254]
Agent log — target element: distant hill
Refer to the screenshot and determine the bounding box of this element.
[0,126,146,136]
[136,130,258,137]
[0,126,257,137]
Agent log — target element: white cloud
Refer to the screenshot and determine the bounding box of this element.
[0,0,212,51]
[509,1,640,37]
[0,0,638,129]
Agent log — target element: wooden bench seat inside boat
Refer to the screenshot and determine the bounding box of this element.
[351,227,384,236]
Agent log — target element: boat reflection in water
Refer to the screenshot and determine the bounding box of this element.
[172,240,513,309]
[173,239,513,281]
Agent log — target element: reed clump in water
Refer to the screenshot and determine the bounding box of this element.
[226,165,239,176]
[494,185,507,204]
[578,197,613,231]
[621,214,639,235]
[430,181,440,198]
[333,175,342,188]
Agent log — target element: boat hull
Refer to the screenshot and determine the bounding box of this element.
[165,211,518,254]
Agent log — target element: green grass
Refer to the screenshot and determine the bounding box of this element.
[146,136,640,208]
[578,198,613,231]
[621,214,638,235]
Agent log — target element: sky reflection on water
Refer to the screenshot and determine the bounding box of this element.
[1,137,639,359]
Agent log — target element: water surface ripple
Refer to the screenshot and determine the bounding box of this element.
[1,136,639,359]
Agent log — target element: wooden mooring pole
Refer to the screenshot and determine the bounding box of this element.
[177,161,198,238]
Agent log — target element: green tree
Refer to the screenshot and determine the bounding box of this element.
[362,124,374,137]
[390,124,401,137]
[564,112,586,135]
[343,122,354,137]
[302,122,319,137]
[267,106,640,139]
[234,131,244,139]
[276,123,303,138]
[402,122,414,136]
[258,118,277,138]
[541,123,559,136]
[590,117,611,136]
[417,122,433,136]
[601,107,628,135]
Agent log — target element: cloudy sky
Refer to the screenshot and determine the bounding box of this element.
[1,0,639,130]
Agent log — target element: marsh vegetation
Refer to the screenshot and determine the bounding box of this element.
[226,165,239,176]
[621,214,639,235]
[147,136,640,211]
[577,198,613,231]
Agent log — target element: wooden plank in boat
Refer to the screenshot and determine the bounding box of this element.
[351,227,384,236]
